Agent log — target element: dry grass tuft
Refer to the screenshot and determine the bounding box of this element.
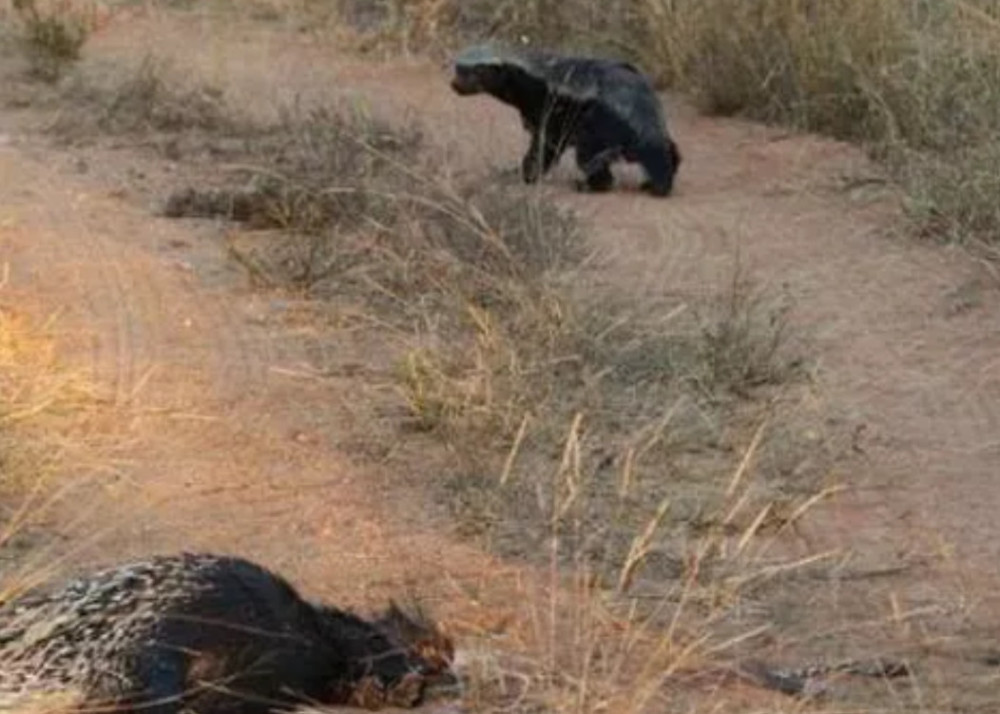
[442,429,850,714]
[51,55,233,138]
[895,140,1000,261]
[0,298,106,590]
[168,103,425,239]
[8,0,103,82]
[631,0,1000,145]
[0,306,96,491]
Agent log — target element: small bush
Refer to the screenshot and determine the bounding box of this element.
[224,104,424,235]
[694,270,798,399]
[11,0,98,82]
[55,56,233,136]
[895,138,1000,257]
[166,103,424,238]
[413,271,806,576]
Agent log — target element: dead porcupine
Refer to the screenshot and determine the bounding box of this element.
[450,43,681,196]
[0,552,457,714]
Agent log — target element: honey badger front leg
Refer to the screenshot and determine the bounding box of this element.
[521,130,564,184]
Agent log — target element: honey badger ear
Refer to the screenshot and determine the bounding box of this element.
[377,599,413,631]
[371,600,416,645]
[374,601,454,663]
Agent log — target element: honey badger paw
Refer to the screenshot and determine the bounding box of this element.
[347,673,426,710]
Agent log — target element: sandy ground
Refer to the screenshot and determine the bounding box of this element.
[2,4,1000,711]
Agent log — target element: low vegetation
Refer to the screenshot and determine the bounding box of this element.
[0,304,97,572]
[7,0,101,81]
[50,55,233,137]
[323,0,635,57]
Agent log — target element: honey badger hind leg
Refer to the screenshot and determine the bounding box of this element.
[636,139,681,197]
[574,162,615,193]
[572,103,641,193]
[574,139,619,193]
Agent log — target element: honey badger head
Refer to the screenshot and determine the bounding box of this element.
[372,601,459,697]
[330,600,460,709]
[450,43,512,96]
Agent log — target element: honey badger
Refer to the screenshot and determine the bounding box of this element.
[451,43,681,196]
[0,553,457,714]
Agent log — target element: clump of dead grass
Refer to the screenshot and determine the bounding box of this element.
[0,306,95,486]
[630,1,1000,146]
[443,425,855,714]
[172,103,425,238]
[895,139,1000,261]
[52,55,233,138]
[9,0,102,82]
[426,285,807,581]
[0,299,102,580]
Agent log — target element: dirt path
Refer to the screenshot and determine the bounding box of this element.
[0,104,532,638]
[3,5,1000,710]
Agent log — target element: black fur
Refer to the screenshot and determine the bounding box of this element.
[451,45,681,196]
[0,553,456,714]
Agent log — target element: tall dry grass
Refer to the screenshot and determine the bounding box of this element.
[630,0,1000,254]
[0,298,106,602]
[443,420,935,714]
[0,306,94,489]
